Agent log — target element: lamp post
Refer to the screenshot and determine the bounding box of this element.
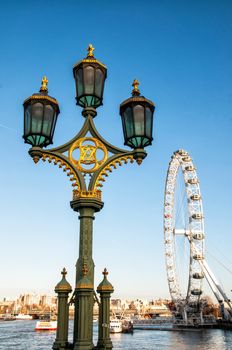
[23,45,155,350]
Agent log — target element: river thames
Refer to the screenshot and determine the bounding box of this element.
[1,320,232,350]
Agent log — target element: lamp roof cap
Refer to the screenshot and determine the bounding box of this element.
[73,44,107,70]
[120,80,155,110]
[23,76,59,108]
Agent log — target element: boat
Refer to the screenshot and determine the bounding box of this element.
[0,314,16,321]
[122,320,134,333]
[110,318,123,333]
[35,316,57,331]
[35,319,57,331]
[132,316,174,330]
[16,314,33,320]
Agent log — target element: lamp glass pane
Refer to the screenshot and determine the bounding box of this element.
[124,106,134,138]
[31,102,43,133]
[27,135,34,144]
[77,68,83,96]
[24,105,31,134]
[133,105,145,135]
[95,68,103,97]
[84,65,94,94]
[145,107,152,138]
[42,105,54,137]
[50,110,58,138]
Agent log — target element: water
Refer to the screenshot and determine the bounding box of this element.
[1,320,232,350]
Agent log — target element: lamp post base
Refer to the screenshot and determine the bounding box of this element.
[73,340,94,350]
[94,339,113,350]
[53,340,71,350]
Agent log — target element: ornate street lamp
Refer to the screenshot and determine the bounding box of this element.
[23,44,155,350]
[23,76,60,147]
[73,44,107,109]
[120,79,155,164]
[120,79,154,149]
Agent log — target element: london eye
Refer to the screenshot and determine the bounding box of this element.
[164,149,205,322]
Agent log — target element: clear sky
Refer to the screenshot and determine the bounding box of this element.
[0,0,232,302]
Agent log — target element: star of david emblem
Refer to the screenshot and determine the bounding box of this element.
[80,145,97,165]
[69,137,108,173]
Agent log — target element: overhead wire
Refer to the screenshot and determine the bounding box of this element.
[206,250,232,276]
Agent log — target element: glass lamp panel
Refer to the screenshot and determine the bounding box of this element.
[136,136,142,147]
[31,102,44,133]
[95,68,104,97]
[50,110,58,138]
[27,135,34,144]
[42,105,54,137]
[77,67,83,97]
[142,137,150,147]
[84,65,94,94]
[145,107,153,138]
[124,106,134,139]
[133,105,145,135]
[24,105,31,135]
[39,136,46,145]
[132,137,141,148]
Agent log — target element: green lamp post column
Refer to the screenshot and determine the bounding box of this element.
[53,268,72,350]
[96,269,114,350]
[74,264,95,350]
[71,198,103,349]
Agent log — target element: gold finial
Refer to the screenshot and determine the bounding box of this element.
[82,264,88,277]
[40,76,48,93]
[61,267,67,278]
[87,44,95,57]
[132,79,140,96]
[103,268,108,277]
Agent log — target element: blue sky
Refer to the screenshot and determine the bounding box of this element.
[0,0,232,302]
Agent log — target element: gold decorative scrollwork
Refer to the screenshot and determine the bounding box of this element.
[94,155,134,191]
[69,137,108,173]
[41,154,80,190]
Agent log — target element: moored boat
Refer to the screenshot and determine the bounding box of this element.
[16,314,33,320]
[122,320,133,333]
[0,314,16,321]
[110,319,123,333]
[35,319,57,331]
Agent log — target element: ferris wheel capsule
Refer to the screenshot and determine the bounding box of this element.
[193,272,204,279]
[190,195,201,201]
[192,213,204,220]
[191,289,203,296]
[183,156,192,162]
[185,166,195,171]
[192,232,205,240]
[188,178,198,185]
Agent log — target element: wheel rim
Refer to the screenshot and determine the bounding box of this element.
[164,149,205,311]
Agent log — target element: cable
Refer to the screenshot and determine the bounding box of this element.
[206,250,232,276]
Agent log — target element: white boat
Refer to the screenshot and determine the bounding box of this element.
[16,314,33,320]
[110,319,123,333]
[35,319,57,331]
[0,314,16,321]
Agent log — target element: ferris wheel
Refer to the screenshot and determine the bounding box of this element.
[164,149,205,313]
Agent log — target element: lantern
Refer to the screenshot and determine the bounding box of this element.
[73,44,107,109]
[120,79,155,149]
[23,76,60,147]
